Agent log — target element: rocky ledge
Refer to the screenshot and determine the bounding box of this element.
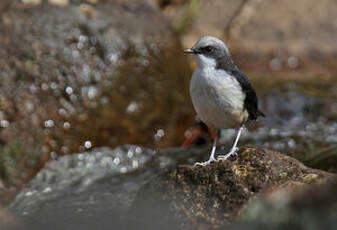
[127,146,336,230]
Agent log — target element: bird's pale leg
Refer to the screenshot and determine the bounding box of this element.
[194,130,220,166]
[217,126,244,161]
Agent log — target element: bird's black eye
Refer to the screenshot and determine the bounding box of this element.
[202,46,213,53]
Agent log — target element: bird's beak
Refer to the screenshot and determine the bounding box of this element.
[184,48,194,54]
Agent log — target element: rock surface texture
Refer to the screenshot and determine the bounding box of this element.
[128,146,336,230]
[0,0,193,187]
[236,180,337,230]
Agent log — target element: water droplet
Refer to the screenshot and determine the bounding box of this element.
[25,191,35,197]
[41,83,49,90]
[44,119,54,128]
[61,146,69,153]
[30,84,38,93]
[66,86,73,95]
[127,150,134,158]
[269,58,282,70]
[108,53,119,63]
[42,187,52,193]
[113,157,120,165]
[63,122,71,129]
[58,108,67,116]
[79,35,87,43]
[49,139,57,148]
[88,86,98,99]
[132,160,139,168]
[0,120,9,128]
[135,147,142,154]
[126,101,137,113]
[120,167,127,173]
[288,139,296,148]
[287,56,299,68]
[77,42,84,50]
[154,129,165,141]
[84,140,92,149]
[50,82,58,90]
[25,102,34,112]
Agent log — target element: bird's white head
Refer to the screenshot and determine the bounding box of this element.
[184,36,232,69]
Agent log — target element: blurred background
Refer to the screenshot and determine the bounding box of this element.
[0,0,336,228]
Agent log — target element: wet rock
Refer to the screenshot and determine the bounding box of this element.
[235,179,337,230]
[7,145,204,230]
[9,145,155,217]
[127,146,336,230]
[0,0,193,187]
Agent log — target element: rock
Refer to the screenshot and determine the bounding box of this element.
[127,146,336,230]
[235,179,337,230]
[0,204,19,230]
[7,145,205,230]
[9,145,155,217]
[0,0,193,186]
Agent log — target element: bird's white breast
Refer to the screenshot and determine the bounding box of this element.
[190,66,248,129]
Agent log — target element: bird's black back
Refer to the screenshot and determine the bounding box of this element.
[216,59,265,121]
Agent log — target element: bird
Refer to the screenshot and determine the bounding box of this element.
[184,36,264,166]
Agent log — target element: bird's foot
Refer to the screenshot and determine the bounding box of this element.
[194,156,216,166]
[217,147,239,161]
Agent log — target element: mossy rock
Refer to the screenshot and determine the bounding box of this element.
[127,146,336,230]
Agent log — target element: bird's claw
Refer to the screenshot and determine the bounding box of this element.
[233,148,239,156]
[217,147,239,161]
[194,156,216,166]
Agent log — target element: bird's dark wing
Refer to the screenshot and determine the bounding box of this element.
[227,68,265,120]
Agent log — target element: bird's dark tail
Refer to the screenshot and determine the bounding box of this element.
[258,110,265,117]
[248,110,265,120]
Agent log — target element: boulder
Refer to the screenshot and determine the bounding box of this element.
[127,146,336,229]
[0,0,193,186]
[0,204,18,230]
[236,179,337,230]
